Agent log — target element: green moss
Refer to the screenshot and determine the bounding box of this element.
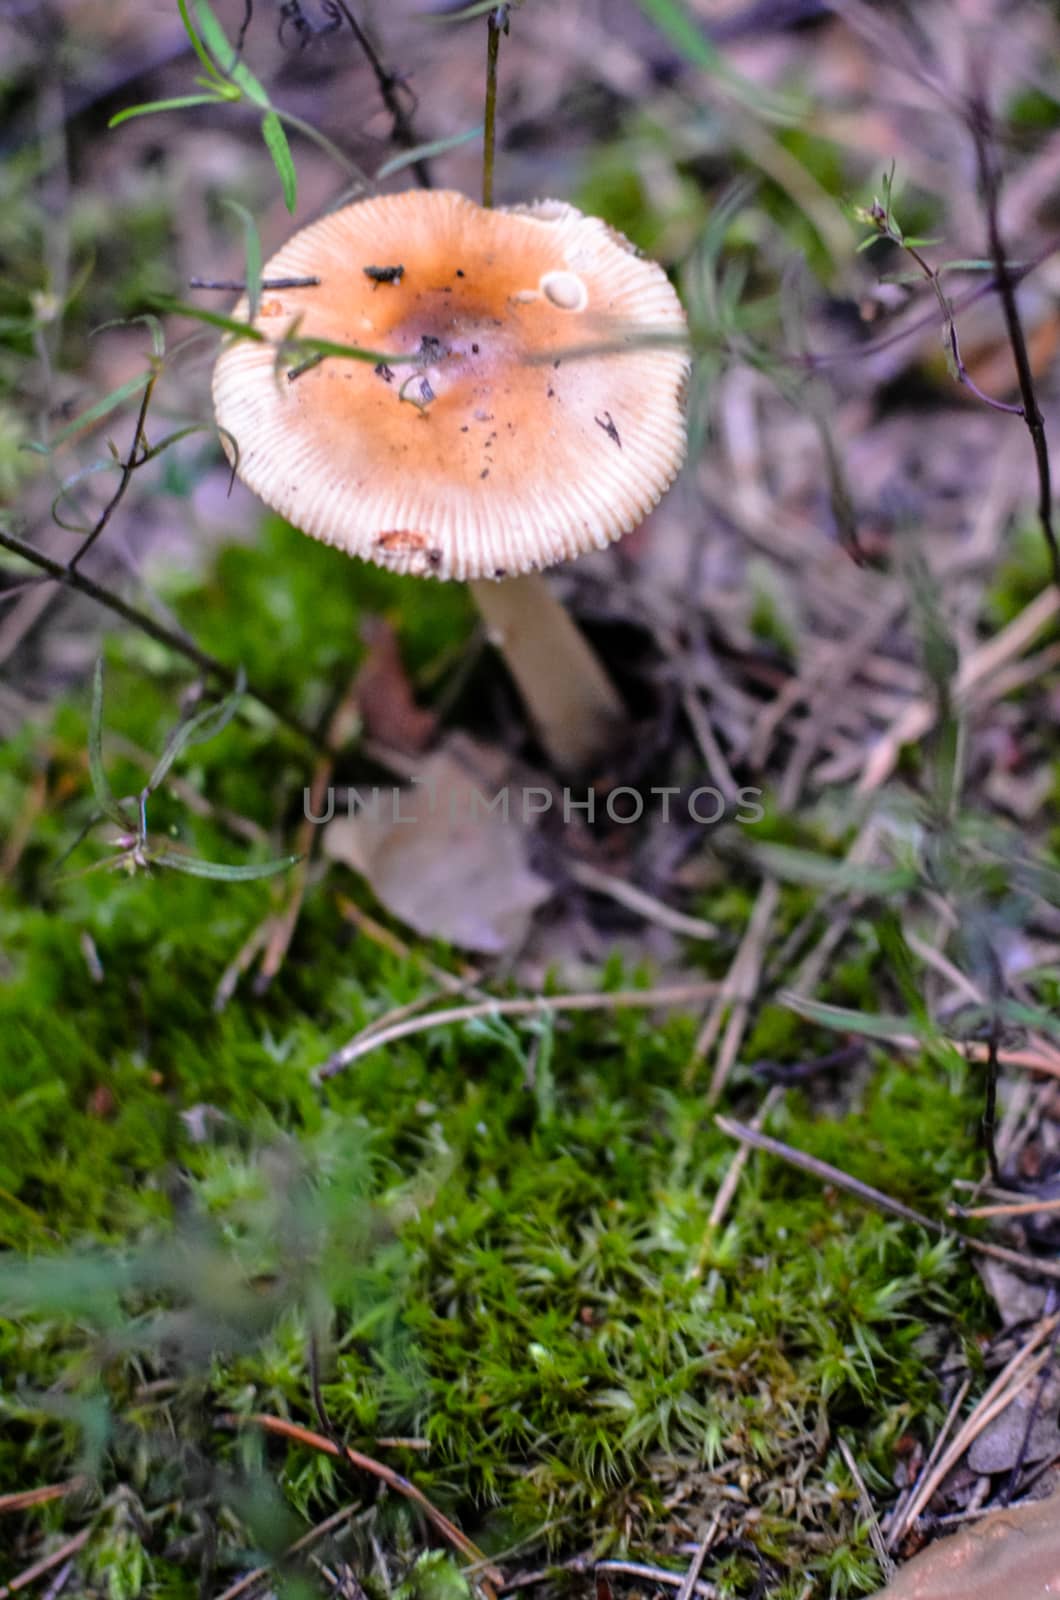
[984,516,1055,627]
[1,664,992,1591]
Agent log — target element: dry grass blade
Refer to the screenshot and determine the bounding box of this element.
[859,587,1060,793]
[838,1438,893,1583]
[888,1312,1060,1542]
[885,1377,970,1549]
[690,1084,785,1281]
[214,1502,359,1600]
[686,880,779,1100]
[675,1514,721,1600]
[567,859,718,941]
[952,1196,1060,1220]
[0,1480,84,1515]
[318,982,723,1080]
[0,1527,92,1599]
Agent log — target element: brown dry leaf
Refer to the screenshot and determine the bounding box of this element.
[978,1260,1050,1329]
[967,1382,1060,1474]
[355,618,437,755]
[871,1483,1060,1598]
[323,736,551,953]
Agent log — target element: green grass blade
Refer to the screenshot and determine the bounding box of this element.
[192,0,271,106]
[92,313,166,359]
[151,298,266,341]
[751,842,918,896]
[376,124,483,180]
[88,658,134,829]
[108,94,219,129]
[224,199,264,318]
[779,991,931,1043]
[177,0,225,81]
[147,670,247,794]
[26,370,151,455]
[261,111,298,212]
[633,0,796,118]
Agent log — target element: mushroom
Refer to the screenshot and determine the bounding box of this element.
[212,189,689,771]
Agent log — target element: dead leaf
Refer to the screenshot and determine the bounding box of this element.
[870,1483,1060,1598]
[967,1384,1060,1475]
[323,736,551,953]
[977,1261,1049,1328]
[355,617,437,755]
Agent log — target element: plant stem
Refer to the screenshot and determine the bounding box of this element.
[968,97,1059,588]
[68,373,157,573]
[482,6,506,207]
[0,528,323,751]
[332,0,432,187]
[277,109,371,191]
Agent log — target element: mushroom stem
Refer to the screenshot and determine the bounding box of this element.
[469,575,626,774]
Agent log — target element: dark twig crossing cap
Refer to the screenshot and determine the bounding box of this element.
[212,190,689,582]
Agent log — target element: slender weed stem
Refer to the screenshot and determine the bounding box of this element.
[0,529,324,751]
[482,6,508,207]
[968,95,1059,588]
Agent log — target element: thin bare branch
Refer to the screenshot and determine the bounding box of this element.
[968,92,1059,586]
[0,528,324,753]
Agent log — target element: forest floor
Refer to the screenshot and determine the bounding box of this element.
[3,2,1060,1597]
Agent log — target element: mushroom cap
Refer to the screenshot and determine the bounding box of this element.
[212,190,689,581]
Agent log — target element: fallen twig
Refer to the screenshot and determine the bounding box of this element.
[715,1116,1060,1282]
[0,1481,85,1516]
[224,1412,503,1586]
[969,91,1058,587]
[0,529,324,753]
[0,1527,91,1599]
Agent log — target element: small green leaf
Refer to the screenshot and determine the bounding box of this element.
[936,258,995,273]
[779,991,929,1043]
[177,0,226,81]
[150,297,266,341]
[262,112,297,212]
[151,850,301,881]
[224,200,263,319]
[92,312,166,359]
[108,93,221,129]
[751,842,917,896]
[192,0,271,105]
[27,370,152,455]
[147,669,247,793]
[88,659,134,829]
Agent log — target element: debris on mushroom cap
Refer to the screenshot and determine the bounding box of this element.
[212,190,690,581]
